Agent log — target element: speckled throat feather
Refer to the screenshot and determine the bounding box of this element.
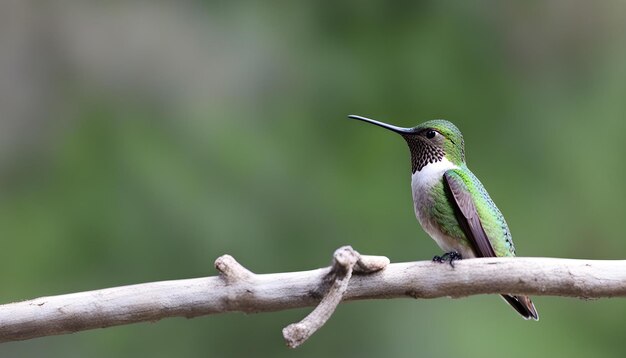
[405,137,445,173]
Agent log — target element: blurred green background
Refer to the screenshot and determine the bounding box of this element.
[1,1,625,357]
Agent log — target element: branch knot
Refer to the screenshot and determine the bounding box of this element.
[283,246,389,348]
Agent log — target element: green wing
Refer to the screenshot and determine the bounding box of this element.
[444,168,539,320]
[443,170,496,257]
[443,168,515,257]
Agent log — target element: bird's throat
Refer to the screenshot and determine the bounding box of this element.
[405,137,445,173]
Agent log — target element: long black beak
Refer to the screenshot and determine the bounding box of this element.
[348,115,414,134]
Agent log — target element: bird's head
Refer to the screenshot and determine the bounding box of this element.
[349,115,465,173]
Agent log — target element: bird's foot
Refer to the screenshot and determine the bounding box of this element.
[432,251,462,268]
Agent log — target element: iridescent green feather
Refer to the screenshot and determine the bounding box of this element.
[429,165,515,257]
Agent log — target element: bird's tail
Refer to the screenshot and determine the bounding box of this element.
[500,294,539,321]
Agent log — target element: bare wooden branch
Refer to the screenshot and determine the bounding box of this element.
[283,246,387,348]
[0,253,625,345]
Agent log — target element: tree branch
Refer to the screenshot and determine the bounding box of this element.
[0,247,625,346]
[282,246,389,348]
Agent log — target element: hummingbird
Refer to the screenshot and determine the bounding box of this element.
[349,114,538,320]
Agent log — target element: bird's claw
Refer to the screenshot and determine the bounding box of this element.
[432,251,462,268]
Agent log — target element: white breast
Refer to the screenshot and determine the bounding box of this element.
[411,158,458,196]
[410,158,474,256]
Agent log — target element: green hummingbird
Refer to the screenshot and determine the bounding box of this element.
[349,114,538,320]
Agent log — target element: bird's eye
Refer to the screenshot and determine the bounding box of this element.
[426,130,436,139]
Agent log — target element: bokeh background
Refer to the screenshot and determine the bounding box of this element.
[1,1,626,357]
